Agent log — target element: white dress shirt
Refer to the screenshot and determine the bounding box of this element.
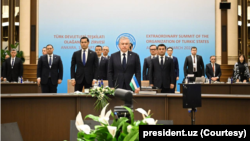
[47,54,53,68]
[211,63,218,78]
[151,55,157,59]
[98,56,102,64]
[191,55,197,72]
[81,48,88,63]
[10,57,16,68]
[158,55,165,65]
[168,55,173,59]
[103,55,108,58]
[120,51,128,64]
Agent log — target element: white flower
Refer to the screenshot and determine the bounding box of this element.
[135,108,149,118]
[143,118,158,125]
[99,103,111,125]
[127,125,132,133]
[75,112,91,134]
[107,126,117,138]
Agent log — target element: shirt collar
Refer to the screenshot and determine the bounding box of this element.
[151,55,157,58]
[11,57,16,59]
[82,48,88,52]
[159,55,165,59]
[47,54,53,57]
[120,51,128,56]
[168,55,173,58]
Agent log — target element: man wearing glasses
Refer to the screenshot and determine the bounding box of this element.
[205,55,221,81]
[37,44,63,93]
[102,46,110,59]
[143,44,157,80]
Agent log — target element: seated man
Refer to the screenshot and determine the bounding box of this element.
[205,55,221,81]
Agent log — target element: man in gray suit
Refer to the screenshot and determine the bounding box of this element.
[143,44,157,80]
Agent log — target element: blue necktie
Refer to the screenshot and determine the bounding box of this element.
[83,50,86,66]
[49,56,52,77]
[122,53,126,70]
[161,57,163,69]
[12,59,14,68]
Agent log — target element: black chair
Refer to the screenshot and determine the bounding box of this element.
[1,122,23,141]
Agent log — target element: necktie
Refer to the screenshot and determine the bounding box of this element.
[161,57,163,69]
[212,64,215,76]
[12,59,14,68]
[83,50,86,66]
[49,56,52,67]
[153,56,156,59]
[122,53,126,70]
[49,56,52,77]
[193,55,196,72]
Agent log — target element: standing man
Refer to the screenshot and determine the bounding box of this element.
[1,54,10,81]
[108,37,141,93]
[42,47,47,55]
[167,47,179,93]
[95,45,109,80]
[3,49,23,82]
[143,44,157,80]
[37,44,63,93]
[183,47,204,82]
[129,43,133,51]
[102,46,110,59]
[71,37,98,91]
[205,55,221,81]
[149,44,174,93]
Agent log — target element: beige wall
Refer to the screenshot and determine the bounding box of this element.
[20,0,31,64]
[216,0,238,65]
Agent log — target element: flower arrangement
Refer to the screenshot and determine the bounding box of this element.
[75,103,158,141]
[89,85,115,111]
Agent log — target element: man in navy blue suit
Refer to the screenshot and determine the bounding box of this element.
[167,47,179,93]
[108,37,141,93]
[37,44,63,93]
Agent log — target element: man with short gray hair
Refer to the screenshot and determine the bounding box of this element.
[3,49,23,82]
[205,55,221,81]
[108,36,141,93]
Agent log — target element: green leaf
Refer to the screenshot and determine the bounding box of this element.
[110,111,117,126]
[123,106,134,125]
[118,132,127,141]
[115,117,128,130]
[122,122,129,134]
[123,129,139,141]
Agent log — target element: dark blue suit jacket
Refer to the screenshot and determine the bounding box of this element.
[108,51,141,90]
[172,56,179,78]
[37,54,63,85]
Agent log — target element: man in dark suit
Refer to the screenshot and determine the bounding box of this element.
[95,45,108,80]
[108,37,141,93]
[183,46,204,82]
[205,55,221,81]
[71,37,98,91]
[149,44,174,93]
[37,44,63,93]
[102,46,110,59]
[1,54,10,81]
[3,49,23,82]
[143,44,157,80]
[42,47,47,55]
[167,47,179,93]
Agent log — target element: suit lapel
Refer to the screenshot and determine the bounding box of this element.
[52,55,57,68]
[45,55,50,68]
[163,56,168,69]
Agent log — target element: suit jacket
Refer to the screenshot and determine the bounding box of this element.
[205,63,221,81]
[183,55,204,77]
[143,56,151,80]
[149,56,174,89]
[103,56,110,59]
[1,62,5,78]
[3,57,23,82]
[37,54,63,85]
[95,56,108,80]
[172,56,179,77]
[71,49,98,84]
[108,51,141,90]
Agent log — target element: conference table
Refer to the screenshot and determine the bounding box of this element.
[179,83,250,94]
[1,82,41,94]
[1,93,250,141]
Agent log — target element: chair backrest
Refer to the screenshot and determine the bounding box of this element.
[141,80,149,87]
[103,80,108,87]
[1,122,23,141]
[68,79,74,93]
